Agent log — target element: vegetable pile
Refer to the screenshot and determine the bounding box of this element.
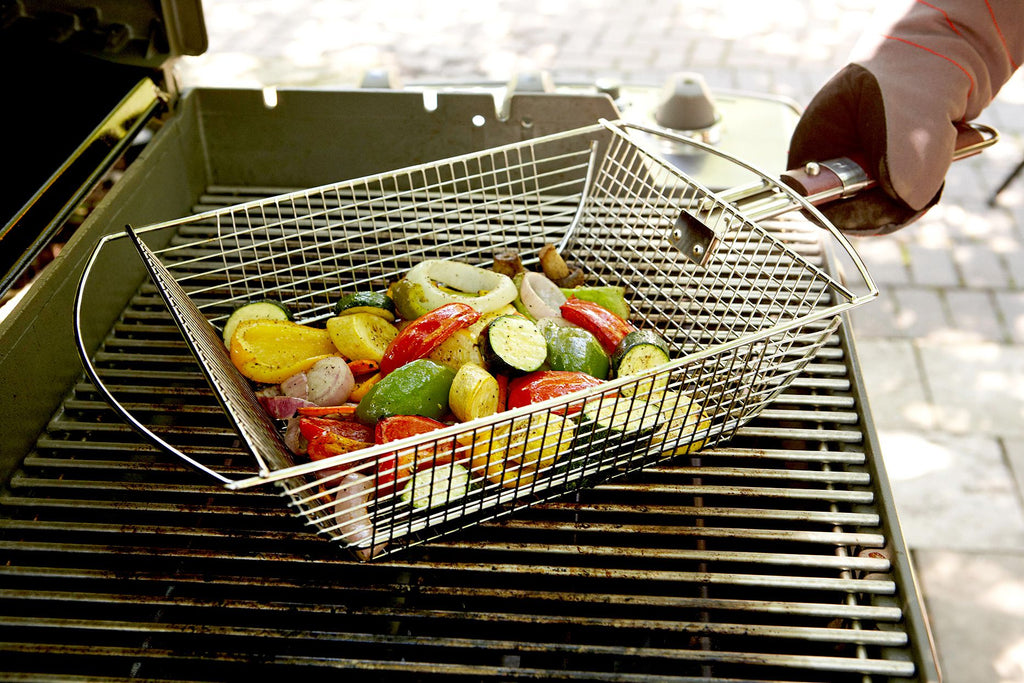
[222,246,707,555]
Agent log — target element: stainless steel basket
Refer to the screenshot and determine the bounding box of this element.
[75,119,878,560]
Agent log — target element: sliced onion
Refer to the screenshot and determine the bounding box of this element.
[406,259,517,313]
[519,271,567,320]
[305,356,355,406]
[259,394,316,419]
[280,371,308,399]
[256,384,283,399]
[284,417,307,455]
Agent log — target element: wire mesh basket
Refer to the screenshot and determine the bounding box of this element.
[75,119,877,560]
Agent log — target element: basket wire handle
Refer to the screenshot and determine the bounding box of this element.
[609,120,878,304]
[73,226,291,485]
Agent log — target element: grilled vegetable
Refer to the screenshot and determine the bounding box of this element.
[448,363,500,422]
[538,244,584,288]
[305,356,356,405]
[296,405,358,418]
[613,329,671,396]
[506,371,606,413]
[221,299,292,346]
[539,320,610,379]
[300,416,375,463]
[492,250,524,278]
[347,359,379,376]
[229,319,337,384]
[379,302,480,377]
[389,279,433,321]
[300,415,375,446]
[258,394,315,419]
[577,395,661,453]
[334,291,397,321]
[404,259,518,314]
[348,372,381,403]
[374,415,458,499]
[467,304,519,341]
[401,462,472,509]
[461,413,576,488]
[481,315,548,375]
[516,271,567,321]
[354,359,455,424]
[427,328,483,372]
[559,297,636,355]
[375,414,450,450]
[332,468,377,558]
[648,390,711,455]
[326,313,399,364]
[558,285,630,319]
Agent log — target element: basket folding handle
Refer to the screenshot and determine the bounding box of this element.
[778,122,998,206]
[73,229,278,487]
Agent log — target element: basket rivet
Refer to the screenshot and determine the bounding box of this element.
[692,244,704,256]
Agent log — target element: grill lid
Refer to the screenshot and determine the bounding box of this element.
[0,0,207,297]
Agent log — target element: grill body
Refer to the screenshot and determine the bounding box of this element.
[0,87,939,681]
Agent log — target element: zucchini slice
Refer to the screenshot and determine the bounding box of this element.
[613,329,671,396]
[334,291,397,321]
[401,463,472,509]
[222,299,292,346]
[482,315,547,374]
[580,395,661,439]
[576,394,662,461]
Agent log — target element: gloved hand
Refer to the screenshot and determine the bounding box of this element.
[786,63,944,236]
[786,0,1023,237]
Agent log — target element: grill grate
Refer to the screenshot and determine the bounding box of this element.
[0,186,927,681]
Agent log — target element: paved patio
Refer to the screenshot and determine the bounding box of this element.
[177,2,1024,680]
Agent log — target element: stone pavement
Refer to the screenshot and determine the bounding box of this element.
[178,1,1024,680]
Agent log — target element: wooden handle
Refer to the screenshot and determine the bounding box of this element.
[780,122,997,206]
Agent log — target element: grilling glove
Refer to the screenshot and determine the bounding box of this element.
[787,0,1023,236]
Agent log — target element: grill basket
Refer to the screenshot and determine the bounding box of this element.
[75,120,877,559]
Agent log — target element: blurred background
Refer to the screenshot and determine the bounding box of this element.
[171,1,1024,681]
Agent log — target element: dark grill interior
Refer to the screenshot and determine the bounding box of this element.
[0,186,924,680]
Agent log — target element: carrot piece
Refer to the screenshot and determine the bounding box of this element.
[348,372,382,403]
[347,358,380,376]
[296,404,358,417]
[495,373,509,412]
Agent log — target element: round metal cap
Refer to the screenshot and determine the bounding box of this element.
[654,72,718,131]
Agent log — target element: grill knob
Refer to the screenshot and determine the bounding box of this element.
[654,72,718,132]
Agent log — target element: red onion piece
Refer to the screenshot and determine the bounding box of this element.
[306,356,355,406]
[258,394,315,419]
[280,371,308,399]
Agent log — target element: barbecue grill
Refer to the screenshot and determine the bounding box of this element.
[0,2,942,680]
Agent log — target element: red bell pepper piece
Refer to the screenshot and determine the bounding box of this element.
[507,371,607,414]
[373,415,457,497]
[299,416,375,447]
[375,415,448,445]
[559,297,636,355]
[298,416,375,464]
[378,302,480,377]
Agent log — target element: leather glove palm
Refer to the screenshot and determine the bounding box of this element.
[787,0,1023,237]
[787,64,940,236]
